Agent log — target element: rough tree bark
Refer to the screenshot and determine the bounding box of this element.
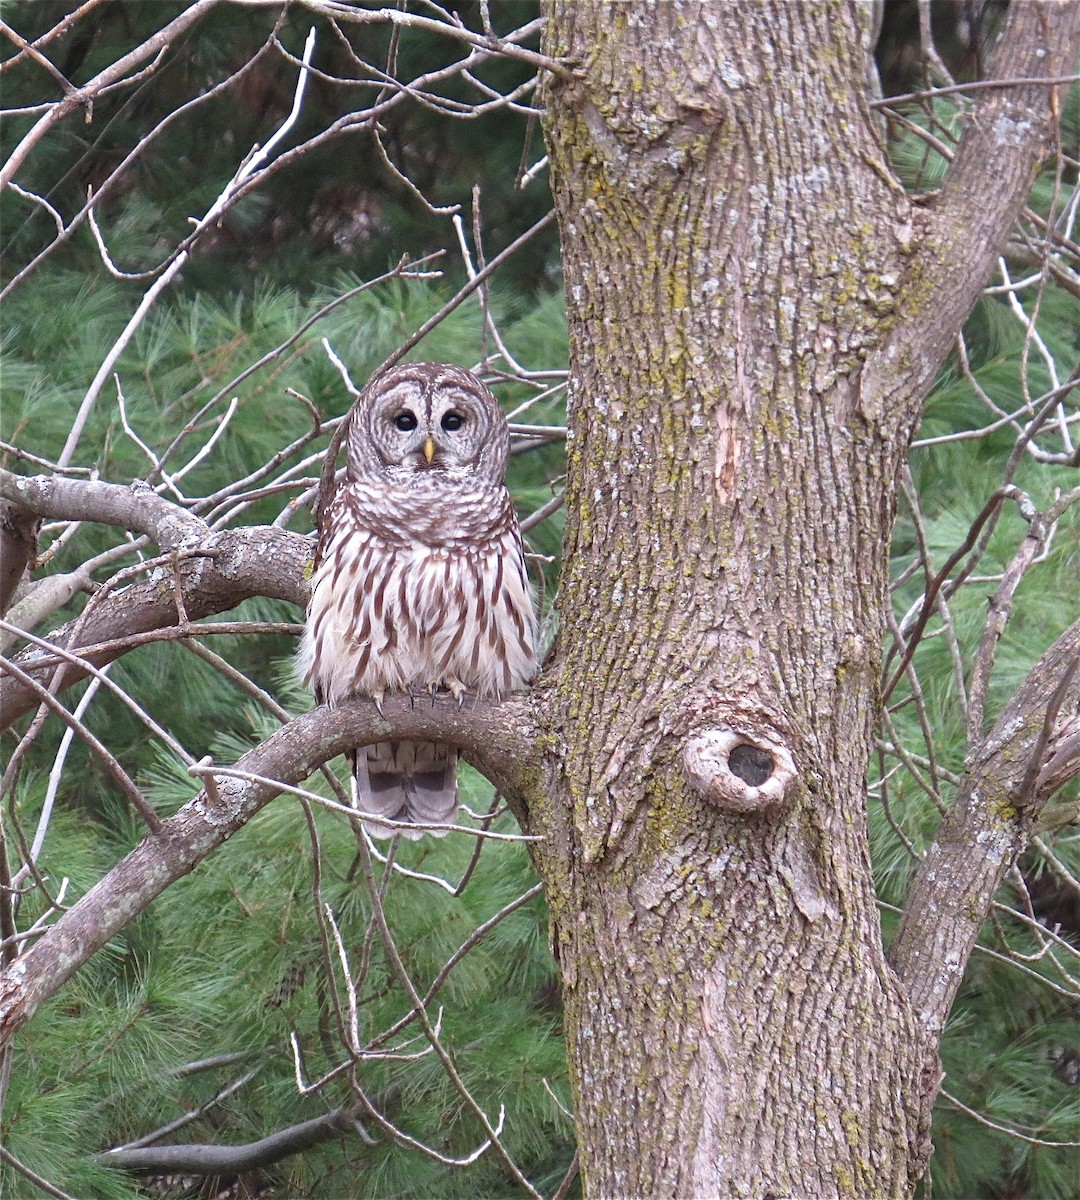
[524,2,1080,1197]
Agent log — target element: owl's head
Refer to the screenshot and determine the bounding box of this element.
[347,362,510,482]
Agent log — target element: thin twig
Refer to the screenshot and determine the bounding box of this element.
[0,1145,78,1200]
[0,654,161,831]
[940,1086,1080,1148]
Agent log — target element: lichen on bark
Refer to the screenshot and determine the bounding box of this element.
[534,3,938,1195]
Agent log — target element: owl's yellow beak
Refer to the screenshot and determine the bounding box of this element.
[423,437,436,464]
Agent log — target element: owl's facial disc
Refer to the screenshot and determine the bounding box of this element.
[356,364,507,481]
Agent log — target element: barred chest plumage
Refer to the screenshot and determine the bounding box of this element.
[298,473,538,708]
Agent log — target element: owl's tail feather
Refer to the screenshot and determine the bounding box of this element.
[351,740,458,840]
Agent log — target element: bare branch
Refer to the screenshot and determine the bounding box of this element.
[107,1065,263,1152]
[965,502,1055,743]
[873,72,1080,110]
[1,539,148,652]
[280,2,565,79]
[0,18,285,305]
[0,526,310,730]
[0,1145,77,1200]
[0,470,208,550]
[53,23,318,471]
[889,618,1080,1034]
[0,1,109,76]
[880,0,1080,431]
[0,652,160,831]
[940,1086,1080,1149]
[0,1,222,192]
[95,1104,368,1175]
[883,485,1029,700]
[350,834,540,1196]
[0,691,538,1042]
[11,676,108,893]
[1,619,195,769]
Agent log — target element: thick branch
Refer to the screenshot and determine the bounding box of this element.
[884,0,1080,417]
[889,617,1080,1035]
[0,691,538,1043]
[0,469,209,549]
[96,1105,365,1175]
[0,525,309,730]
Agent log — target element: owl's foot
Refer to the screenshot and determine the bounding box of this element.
[372,689,385,717]
[445,678,468,707]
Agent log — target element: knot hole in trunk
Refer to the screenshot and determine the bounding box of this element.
[681,728,797,814]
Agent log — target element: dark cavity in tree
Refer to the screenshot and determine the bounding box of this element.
[729,742,774,787]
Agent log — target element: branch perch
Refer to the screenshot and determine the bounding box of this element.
[0,691,538,1043]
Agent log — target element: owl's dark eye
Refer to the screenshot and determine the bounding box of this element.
[441,411,465,432]
[394,411,417,432]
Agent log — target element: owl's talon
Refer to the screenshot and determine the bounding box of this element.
[373,691,385,717]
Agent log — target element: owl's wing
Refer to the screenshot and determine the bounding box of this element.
[298,488,373,705]
[311,486,346,572]
[490,499,541,691]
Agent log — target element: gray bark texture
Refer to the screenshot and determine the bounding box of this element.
[527,2,1080,1196]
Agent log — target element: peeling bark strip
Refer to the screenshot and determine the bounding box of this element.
[529,1,1080,1196]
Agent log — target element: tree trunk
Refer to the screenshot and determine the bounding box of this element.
[528,2,1070,1194]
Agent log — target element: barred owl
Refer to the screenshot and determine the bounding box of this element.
[298,363,539,838]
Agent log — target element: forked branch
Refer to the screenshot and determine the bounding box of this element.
[880,0,1080,429]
